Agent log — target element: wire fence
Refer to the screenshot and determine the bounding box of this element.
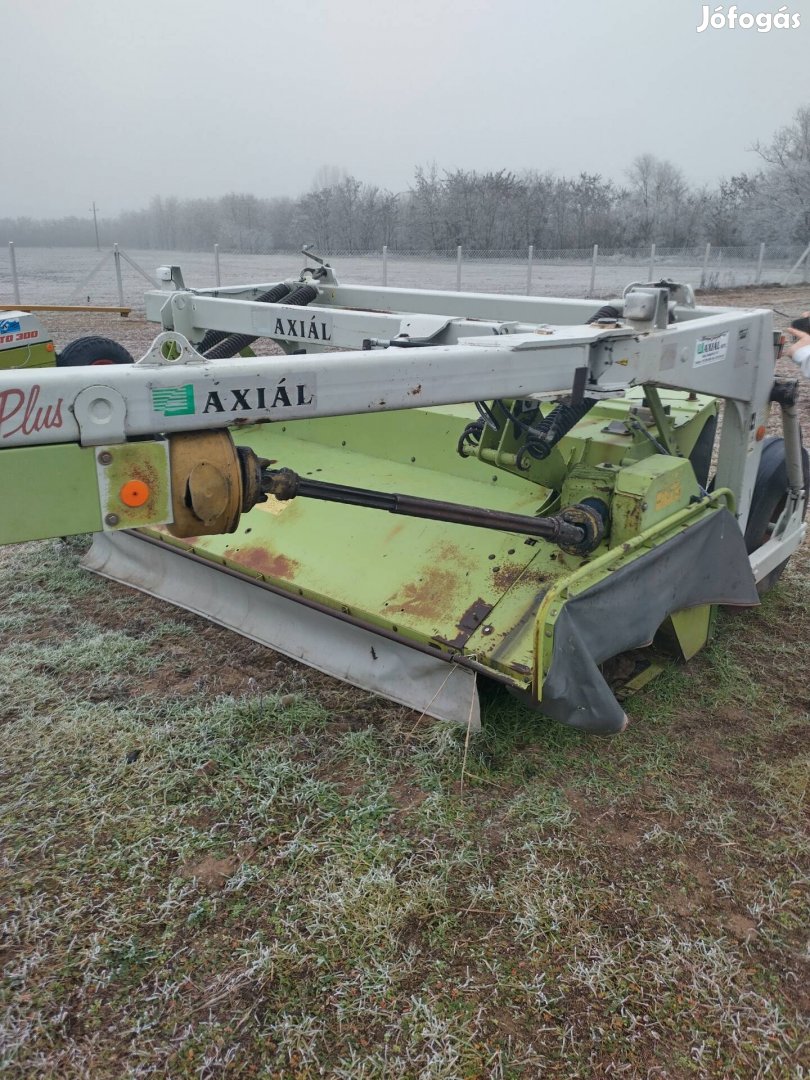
[3,242,810,311]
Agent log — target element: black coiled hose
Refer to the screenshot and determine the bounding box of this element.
[203,282,319,360]
[457,418,486,457]
[281,283,319,307]
[456,396,592,467]
[515,398,595,469]
[587,304,621,324]
[196,282,292,355]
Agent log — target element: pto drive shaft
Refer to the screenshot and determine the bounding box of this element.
[258,466,607,555]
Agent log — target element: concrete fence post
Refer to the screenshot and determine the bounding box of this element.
[113,243,125,307]
[589,244,599,297]
[456,245,463,291]
[116,248,161,290]
[783,242,810,285]
[754,242,765,285]
[700,243,711,289]
[382,244,388,287]
[8,241,20,305]
[214,243,221,287]
[526,244,534,295]
[648,243,656,281]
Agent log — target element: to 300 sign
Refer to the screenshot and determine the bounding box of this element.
[0,330,38,345]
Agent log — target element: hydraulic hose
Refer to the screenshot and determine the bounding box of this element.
[203,282,318,360]
[516,398,595,469]
[197,282,292,355]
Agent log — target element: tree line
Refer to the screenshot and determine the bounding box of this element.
[4,107,809,255]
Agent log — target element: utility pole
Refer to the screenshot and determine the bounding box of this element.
[90,202,100,250]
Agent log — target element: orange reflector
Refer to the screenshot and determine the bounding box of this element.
[120,480,150,507]
[46,342,55,352]
[755,426,767,442]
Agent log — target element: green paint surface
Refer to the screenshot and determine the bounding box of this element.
[146,393,722,693]
[0,342,57,371]
[0,443,102,543]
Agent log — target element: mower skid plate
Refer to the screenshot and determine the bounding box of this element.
[83,530,482,728]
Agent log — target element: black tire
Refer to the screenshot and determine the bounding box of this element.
[56,336,134,367]
[744,436,809,594]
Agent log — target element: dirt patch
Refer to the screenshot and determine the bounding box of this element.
[389,773,429,811]
[179,854,240,890]
[723,912,758,941]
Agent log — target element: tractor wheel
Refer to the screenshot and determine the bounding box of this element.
[744,436,809,594]
[56,336,134,367]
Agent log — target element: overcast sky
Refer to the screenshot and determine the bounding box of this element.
[2,0,809,218]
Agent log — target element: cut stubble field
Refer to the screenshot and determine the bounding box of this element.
[1,287,808,1077]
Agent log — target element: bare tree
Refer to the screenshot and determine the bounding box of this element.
[12,108,810,255]
[751,105,810,243]
[623,155,696,246]
[409,164,446,250]
[704,175,758,245]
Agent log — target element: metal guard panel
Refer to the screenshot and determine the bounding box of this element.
[541,509,759,735]
[82,530,482,729]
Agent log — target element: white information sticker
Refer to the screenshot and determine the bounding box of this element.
[694,332,728,368]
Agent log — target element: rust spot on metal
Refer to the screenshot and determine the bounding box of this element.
[394,567,460,619]
[492,563,550,591]
[233,546,300,581]
[492,564,523,591]
[459,597,492,631]
[433,597,494,650]
[385,541,482,643]
[523,568,552,589]
[624,499,644,535]
[128,461,159,487]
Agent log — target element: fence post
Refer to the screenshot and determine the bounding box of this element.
[700,243,711,289]
[116,248,161,289]
[526,244,534,295]
[589,244,599,297]
[113,243,125,307]
[754,242,765,285]
[456,245,463,291]
[648,243,656,281]
[8,241,20,305]
[214,243,221,287]
[783,242,810,285]
[382,244,388,287]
